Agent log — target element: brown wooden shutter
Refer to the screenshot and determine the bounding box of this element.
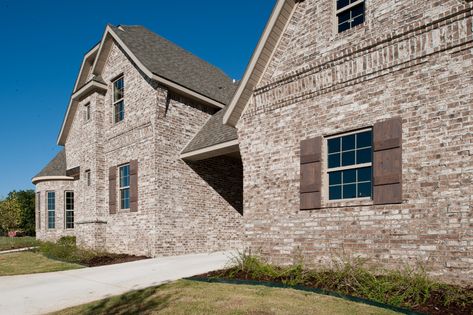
[300,136,322,210]
[373,117,403,205]
[130,160,138,212]
[109,166,117,214]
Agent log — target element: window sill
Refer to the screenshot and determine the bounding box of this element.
[322,197,373,209]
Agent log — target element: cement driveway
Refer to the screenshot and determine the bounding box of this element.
[0,251,234,315]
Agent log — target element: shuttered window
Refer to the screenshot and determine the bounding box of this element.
[326,129,373,200]
[119,164,130,210]
[300,117,402,209]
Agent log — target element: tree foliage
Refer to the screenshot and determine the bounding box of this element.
[0,190,36,236]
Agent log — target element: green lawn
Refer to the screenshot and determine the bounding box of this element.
[0,236,39,251]
[53,279,402,315]
[0,251,83,276]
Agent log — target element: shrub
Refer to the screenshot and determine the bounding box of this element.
[221,253,473,310]
[38,236,95,265]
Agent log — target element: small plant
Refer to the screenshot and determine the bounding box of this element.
[216,252,473,313]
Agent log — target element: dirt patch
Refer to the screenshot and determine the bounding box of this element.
[81,254,149,267]
[194,270,473,315]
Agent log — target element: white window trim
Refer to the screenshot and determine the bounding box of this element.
[46,191,56,230]
[64,191,74,230]
[334,0,365,34]
[119,164,130,210]
[325,127,373,202]
[112,76,125,124]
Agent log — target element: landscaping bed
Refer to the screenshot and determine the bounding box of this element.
[38,236,148,267]
[193,254,473,315]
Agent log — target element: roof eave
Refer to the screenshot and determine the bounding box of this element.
[180,139,239,161]
[223,0,300,127]
[32,176,75,185]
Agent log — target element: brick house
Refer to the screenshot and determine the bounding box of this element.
[34,0,472,283]
[33,25,244,257]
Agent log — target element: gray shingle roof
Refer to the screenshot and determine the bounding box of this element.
[111,25,236,105]
[182,108,238,154]
[34,150,67,178]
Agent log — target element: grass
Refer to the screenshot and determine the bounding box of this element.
[52,279,401,315]
[214,253,473,314]
[0,236,39,251]
[0,251,83,276]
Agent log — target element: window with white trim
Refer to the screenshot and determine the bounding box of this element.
[119,164,130,209]
[327,129,372,200]
[113,76,125,123]
[336,0,365,33]
[65,191,74,229]
[47,191,55,229]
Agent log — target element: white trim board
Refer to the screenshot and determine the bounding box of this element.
[180,140,239,161]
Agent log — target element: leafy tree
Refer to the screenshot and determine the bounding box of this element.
[10,190,36,235]
[0,196,22,233]
[0,190,36,236]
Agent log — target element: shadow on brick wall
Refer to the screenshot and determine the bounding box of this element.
[185,155,243,215]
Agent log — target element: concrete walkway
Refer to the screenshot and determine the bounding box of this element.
[0,251,234,315]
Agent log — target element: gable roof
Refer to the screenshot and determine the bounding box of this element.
[182,108,238,155]
[32,150,73,184]
[223,0,302,127]
[58,24,236,146]
[110,26,236,105]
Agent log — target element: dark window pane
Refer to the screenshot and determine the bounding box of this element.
[342,151,355,166]
[338,10,351,23]
[338,22,350,33]
[329,171,342,185]
[357,131,372,148]
[343,184,357,199]
[358,182,372,197]
[337,0,350,10]
[342,134,355,151]
[329,186,342,200]
[352,14,365,28]
[356,148,372,164]
[328,138,340,154]
[343,169,356,184]
[328,154,341,168]
[352,3,364,17]
[358,167,372,182]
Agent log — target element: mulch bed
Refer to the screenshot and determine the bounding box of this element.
[81,254,149,267]
[193,270,473,315]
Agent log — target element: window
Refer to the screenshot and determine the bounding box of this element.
[119,164,130,209]
[84,103,91,121]
[327,129,372,200]
[85,170,91,186]
[47,191,55,229]
[336,0,365,33]
[36,192,41,229]
[65,191,74,229]
[113,76,125,123]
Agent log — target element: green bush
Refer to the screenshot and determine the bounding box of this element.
[38,236,95,265]
[222,253,473,310]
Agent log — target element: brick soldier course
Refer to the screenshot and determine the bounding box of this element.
[33,0,472,284]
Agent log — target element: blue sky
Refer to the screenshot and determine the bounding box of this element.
[0,0,275,198]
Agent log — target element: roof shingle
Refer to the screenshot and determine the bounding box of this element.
[34,150,67,178]
[111,25,236,105]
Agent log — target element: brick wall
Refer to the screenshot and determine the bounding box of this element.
[238,0,473,284]
[42,41,244,257]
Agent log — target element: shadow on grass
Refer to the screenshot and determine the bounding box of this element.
[79,286,173,315]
